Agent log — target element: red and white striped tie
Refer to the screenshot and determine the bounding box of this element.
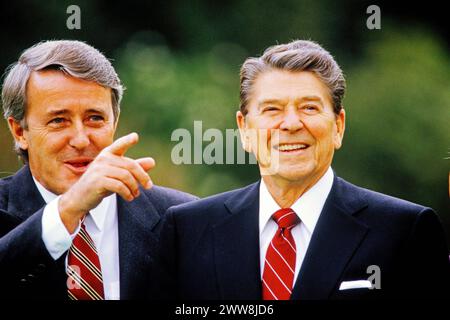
[262,208,300,300]
[67,221,105,300]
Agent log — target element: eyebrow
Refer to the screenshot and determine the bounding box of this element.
[258,99,288,107]
[85,108,107,114]
[258,95,324,107]
[46,109,69,117]
[300,95,323,103]
[46,108,107,117]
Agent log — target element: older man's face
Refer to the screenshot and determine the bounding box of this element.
[9,70,116,195]
[237,69,345,186]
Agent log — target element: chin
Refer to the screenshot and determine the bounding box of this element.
[274,163,319,182]
[271,170,309,182]
[54,177,78,194]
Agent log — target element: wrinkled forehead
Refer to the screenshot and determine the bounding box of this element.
[26,70,113,115]
[250,69,333,108]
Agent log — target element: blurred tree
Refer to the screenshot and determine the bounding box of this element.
[335,27,450,225]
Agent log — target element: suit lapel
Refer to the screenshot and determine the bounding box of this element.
[7,165,46,221]
[291,176,369,300]
[213,182,262,299]
[117,190,160,299]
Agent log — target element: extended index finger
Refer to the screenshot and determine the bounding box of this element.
[104,132,139,156]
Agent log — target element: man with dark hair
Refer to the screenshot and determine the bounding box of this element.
[0,40,195,299]
[160,40,450,299]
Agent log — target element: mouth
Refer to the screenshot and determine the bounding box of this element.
[63,158,93,174]
[274,143,310,153]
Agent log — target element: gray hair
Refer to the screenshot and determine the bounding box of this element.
[1,40,124,162]
[239,40,346,115]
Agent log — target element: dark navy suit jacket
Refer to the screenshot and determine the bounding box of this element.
[0,165,196,299]
[160,175,450,299]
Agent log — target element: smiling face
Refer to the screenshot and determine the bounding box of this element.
[237,69,345,188]
[8,69,117,195]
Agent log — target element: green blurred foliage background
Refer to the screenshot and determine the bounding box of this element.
[0,0,449,241]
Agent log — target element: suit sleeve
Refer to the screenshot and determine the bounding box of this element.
[405,208,450,298]
[0,208,57,286]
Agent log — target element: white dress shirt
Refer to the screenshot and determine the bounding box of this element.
[259,167,334,284]
[34,177,120,300]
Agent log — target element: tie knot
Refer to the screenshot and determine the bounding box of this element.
[272,208,300,229]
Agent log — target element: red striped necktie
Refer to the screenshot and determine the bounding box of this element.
[67,221,105,300]
[262,208,300,300]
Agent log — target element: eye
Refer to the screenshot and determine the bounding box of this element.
[48,117,66,125]
[88,115,104,122]
[263,106,280,112]
[302,104,320,113]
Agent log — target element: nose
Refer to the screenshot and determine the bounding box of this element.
[69,122,90,150]
[280,106,303,132]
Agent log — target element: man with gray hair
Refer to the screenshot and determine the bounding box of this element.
[0,40,195,299]
[159,39,450,299]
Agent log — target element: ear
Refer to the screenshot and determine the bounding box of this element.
[7,117,29,150]
[236,110,251,153]
[333,108,345,150]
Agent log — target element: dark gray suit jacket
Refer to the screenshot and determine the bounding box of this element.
[0,165,196,299]
[160,176,450,299]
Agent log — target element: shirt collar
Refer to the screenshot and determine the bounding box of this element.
[32,176,57,204]
[31,176,113,232]
[259,167,334,234]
